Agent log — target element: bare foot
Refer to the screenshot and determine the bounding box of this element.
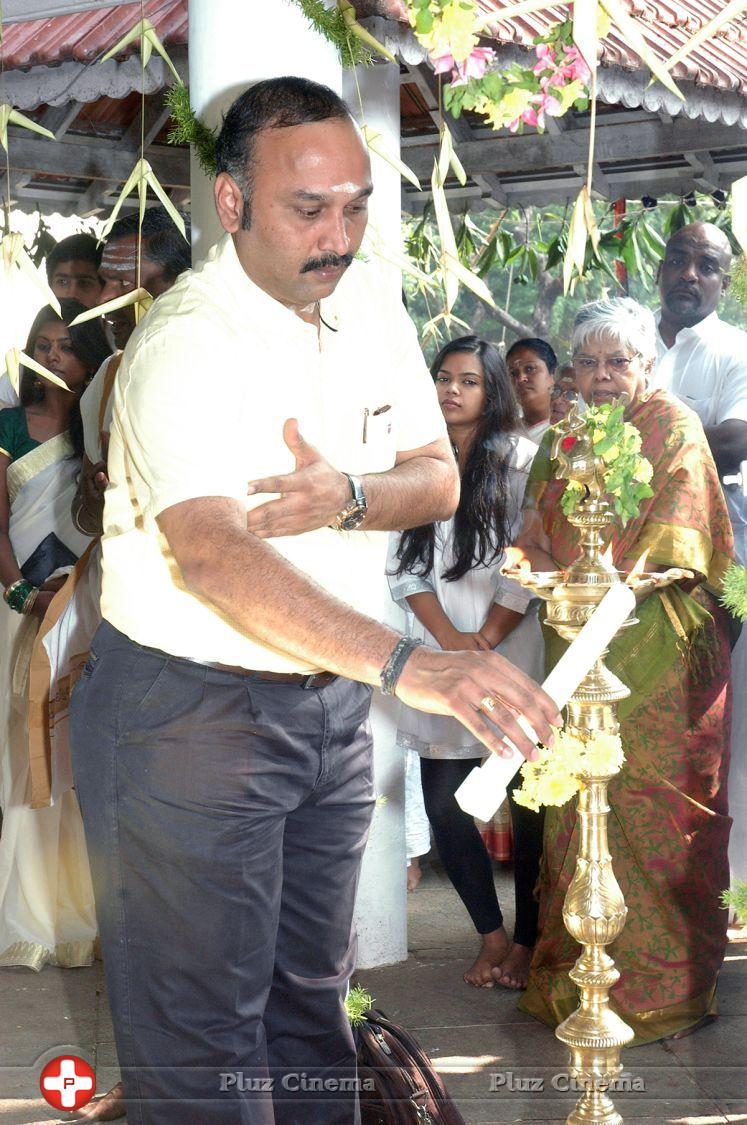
[463,927,511,988]
[665,1014,717,1041]
[74,1082,126,1121]
[491,943,533,990]
[407,857,423,893]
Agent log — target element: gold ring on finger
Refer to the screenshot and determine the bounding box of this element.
[480,694,497,714]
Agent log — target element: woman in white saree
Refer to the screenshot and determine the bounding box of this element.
[0,300,111,970]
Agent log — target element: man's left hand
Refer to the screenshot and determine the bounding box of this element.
[246,418,351,538]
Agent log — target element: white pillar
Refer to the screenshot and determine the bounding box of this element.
[188,1,408,968]
[187,0,342,259]
[346,61,409,969]
[343,61,404,300]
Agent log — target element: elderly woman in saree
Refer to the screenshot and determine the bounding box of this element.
[0,299,111,970]
[509,297,733,1043]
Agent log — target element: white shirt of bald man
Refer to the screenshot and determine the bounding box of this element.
[652,308,747,567]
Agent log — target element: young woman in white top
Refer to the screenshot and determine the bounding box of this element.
[389,336,545,989]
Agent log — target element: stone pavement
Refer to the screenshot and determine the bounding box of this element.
[0,859,745,1124]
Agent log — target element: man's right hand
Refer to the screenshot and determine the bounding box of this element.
[396,645,560,761]
[75,458,109,535]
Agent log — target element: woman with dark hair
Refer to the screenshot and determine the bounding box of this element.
[506,337,557,444]
[388,335,545,988]
[0,299,111,970]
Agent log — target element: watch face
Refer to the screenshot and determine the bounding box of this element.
[341,503,367,531]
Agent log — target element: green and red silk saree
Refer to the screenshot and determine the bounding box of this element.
[520,389,734,1044]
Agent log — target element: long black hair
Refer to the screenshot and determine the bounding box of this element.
[20,299,112,458]
[395,336,522,584]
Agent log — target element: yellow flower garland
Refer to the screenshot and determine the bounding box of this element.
[512,727,625,812]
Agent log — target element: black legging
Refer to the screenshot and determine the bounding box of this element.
[419,756,545,946]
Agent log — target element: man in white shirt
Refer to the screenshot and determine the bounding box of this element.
[653,222,747,564]
[70,77,558,1124]
[652,221,747,895]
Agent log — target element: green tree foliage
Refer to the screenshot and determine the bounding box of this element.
[403,192,747,361]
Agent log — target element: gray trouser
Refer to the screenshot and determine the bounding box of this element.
[71,621,375,1125]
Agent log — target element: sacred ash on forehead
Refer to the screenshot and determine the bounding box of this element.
[329,182,367,194]
[100,250,139,274]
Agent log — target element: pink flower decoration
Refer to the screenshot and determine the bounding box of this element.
[508,106,539,131]
[545,69,568,89]
[533,42,556,73]
[563,46,592,83]
[462,45,496,79]
[432,52,457,75]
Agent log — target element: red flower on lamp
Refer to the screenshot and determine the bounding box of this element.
[561,435,579,453]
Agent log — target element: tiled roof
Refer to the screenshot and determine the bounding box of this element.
[0,0,187,71]
[1,0,743,99]
[477,0,747,96]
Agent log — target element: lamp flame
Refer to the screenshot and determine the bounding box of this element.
[503,547,531,575]
[626,548,650,586]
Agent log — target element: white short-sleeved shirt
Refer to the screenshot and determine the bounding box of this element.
[652,310,747,565]
[101,233,447,672]
[79,353,117,464]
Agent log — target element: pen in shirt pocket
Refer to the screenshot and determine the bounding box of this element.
[362,404,392,444]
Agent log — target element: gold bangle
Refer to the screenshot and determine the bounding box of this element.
[4,579,27,606]
[73,502,98,536]
[21,587,39,615]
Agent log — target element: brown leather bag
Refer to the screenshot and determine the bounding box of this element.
[355,1008,467,1125]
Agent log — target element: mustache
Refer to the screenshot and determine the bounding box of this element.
[300,253,353,274]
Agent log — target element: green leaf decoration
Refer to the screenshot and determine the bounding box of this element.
[98,158,186,245]
[164,83,217,177]
[720,563,747,620]
[293,0,374,68]
[5,348,72,394]
[1,233,61,315]
[338,0,397,63]
[557,401,654,525]
[362,126,421,190]
[731,255,747,306]
[100,17,181,83]
[0,104,55,151]
[344,984,374,1027]
[722,880,747,925]
[69,288,153,328]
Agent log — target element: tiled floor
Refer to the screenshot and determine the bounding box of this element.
[0,859,744,1124]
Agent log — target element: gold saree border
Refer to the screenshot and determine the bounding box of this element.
[634,523,732,591]
[0,937,96,971]
[6,432,74,507]
[28,541,96,808]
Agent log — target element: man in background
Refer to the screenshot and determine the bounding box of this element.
[652,219,747,896]
[46,232,103,309]
[74,205,191,533]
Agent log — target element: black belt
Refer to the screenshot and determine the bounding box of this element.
[204,662,337,689]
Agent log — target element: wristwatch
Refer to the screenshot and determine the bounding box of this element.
[330,473,367,531]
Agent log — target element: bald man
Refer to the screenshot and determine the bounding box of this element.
[653,220,747,893]
[654,221,747,559]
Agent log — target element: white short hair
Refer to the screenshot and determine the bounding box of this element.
[571,298,657,362]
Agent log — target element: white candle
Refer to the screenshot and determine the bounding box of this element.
[543,582,635,709]
[455,583,635,819]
